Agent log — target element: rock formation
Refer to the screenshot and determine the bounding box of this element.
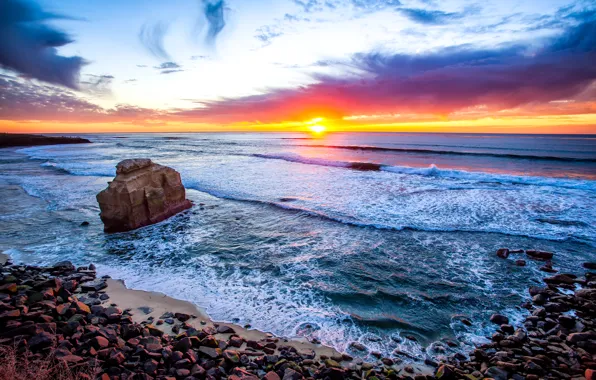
[96,159,191,232]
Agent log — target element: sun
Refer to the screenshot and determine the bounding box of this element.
[309,125,326,134]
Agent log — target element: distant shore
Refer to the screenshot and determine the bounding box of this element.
[0,133,91,148]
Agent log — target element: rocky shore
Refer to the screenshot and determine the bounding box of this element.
[0,252,594,380]
[0,133,91,148]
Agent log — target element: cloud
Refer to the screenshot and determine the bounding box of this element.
[153,62,183,74]
[292,0,401,13]
[255,26,284,46]
[522,5,596,32]
[201,0,226,45]
[398,6,479,25]
[173,19,596,123]
[160,69,184,74]
[139,21,171,60]
[154,62,181,70]
[0,78,163,122]
[0,0,86,89]
[80,74,114,96]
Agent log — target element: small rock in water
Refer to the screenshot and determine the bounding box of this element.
[80,221,90,227]
[583,262,596,270]
[489,314,509,325]
[349,342,366,351]
[515,259,526,266]
[496,248,509,258]
[526,250,554,260]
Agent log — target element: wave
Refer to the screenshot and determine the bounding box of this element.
[252,153,381,171]
[295,144,596,163]
[40,161,115,177]
[183,184,593,246]
[251,153,595,191]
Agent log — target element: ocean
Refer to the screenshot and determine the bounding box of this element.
[0,132,595,362]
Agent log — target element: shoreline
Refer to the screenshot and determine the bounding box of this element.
[1,252,595,379]
[0,133,92,148]
[103,278,350,362]
[0,251,434,376]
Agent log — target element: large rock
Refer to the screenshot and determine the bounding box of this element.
[96,159,192,232]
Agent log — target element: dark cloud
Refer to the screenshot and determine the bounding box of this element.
[173,20,596,123]
[0,0,86,89]
[0,77,103,120]
[0,78,163,122]
[398,6,479,25]
[523,5,596,32]
[201,0,226,45]
[139,21,171,60]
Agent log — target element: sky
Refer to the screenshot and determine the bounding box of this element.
[0,0,595,134]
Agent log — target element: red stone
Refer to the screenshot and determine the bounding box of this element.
[96,159,192,232]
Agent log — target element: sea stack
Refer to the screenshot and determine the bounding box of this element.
[96,158,192,232]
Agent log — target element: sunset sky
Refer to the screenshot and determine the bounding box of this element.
[1,0,595,133]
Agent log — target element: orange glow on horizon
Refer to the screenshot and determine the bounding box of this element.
[309,125,326,134]
[1,113,595,134]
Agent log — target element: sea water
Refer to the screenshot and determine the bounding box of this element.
[0,132,594,361]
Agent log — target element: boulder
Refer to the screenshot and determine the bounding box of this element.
[526,250,554,260]
[496,248,509,259]
[96,159,192,232]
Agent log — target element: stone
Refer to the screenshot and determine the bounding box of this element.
[490,314,509,325]
[81,280,107,292]
[28,331,56,351]
[283,368,303,380]
[198,346,221,358]
[96,159,192,232]
[575,288,596,300]
[174,312,191,322]
[485,366,508,380]
[526,250,554,260]
[496,248,509,259]
[59,355,84,364]
[175,337,193,352]
[264,371,281,380]
[349,341,366,351]
[0,283,17,294]
[435,365,455,380]
[216,325,235,334]
[515,260,526,266]
[567,332,596,343]
[53,261,75,271]
[91,336,110,349]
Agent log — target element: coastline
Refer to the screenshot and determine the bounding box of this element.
[0,251,434,375]
[103,278,352,363]
[2,250,596,379]
[0,133,92,148]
